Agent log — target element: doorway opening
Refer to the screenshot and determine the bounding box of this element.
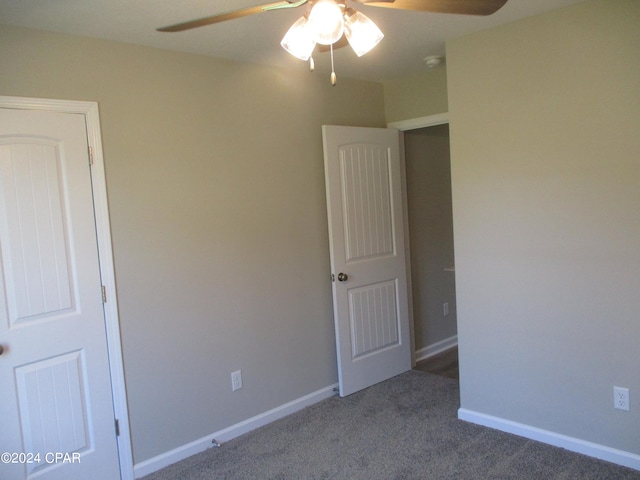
[401,121,458,380]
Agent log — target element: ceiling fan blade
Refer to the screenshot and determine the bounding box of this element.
[354,0,508,16]
[157,1,305,32]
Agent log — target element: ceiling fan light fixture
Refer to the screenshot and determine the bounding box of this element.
[281,15,317,61]
[344,8,384,57]
[308,0,344,46]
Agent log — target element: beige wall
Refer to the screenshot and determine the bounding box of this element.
[383,67,448,123]
[448,0,639,456]
[0,24,386,463]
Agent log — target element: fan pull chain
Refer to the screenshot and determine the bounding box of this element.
[330,43,337,86]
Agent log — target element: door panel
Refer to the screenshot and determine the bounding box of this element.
[1,140,74,326]
[14,351,91,477]
[348,280,399,358]
[0,109,121,480]
[323,125,411,397]
[340,144,395,261]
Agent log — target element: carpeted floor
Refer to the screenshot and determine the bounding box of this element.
[142,371,639,479]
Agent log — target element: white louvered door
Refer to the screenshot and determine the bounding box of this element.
[322,125,411,397]
[0,108,121,480]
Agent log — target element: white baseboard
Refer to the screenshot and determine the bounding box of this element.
[458,408,640,472]
[133,383,338,478]
[415,335,458,363]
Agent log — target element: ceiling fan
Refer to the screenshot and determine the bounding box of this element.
[158,0,508,84]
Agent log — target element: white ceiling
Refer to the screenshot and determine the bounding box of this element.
[0,0,586,82]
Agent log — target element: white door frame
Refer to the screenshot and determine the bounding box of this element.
[387,112,449,132]
[0,95,134,480]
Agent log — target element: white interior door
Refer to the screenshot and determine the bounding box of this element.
[323,125,411,397]
[0,108,121,480]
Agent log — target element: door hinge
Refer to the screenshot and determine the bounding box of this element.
[115,419,120,437]
[88,146,94,165]
[102,285,107,303]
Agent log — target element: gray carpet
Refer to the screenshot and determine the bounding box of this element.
[142,371,640,479]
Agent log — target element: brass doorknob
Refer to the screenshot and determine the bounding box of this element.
[337,273,348,282]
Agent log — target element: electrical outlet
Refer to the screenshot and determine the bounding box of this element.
[231,370,243,391]
[613,386,629,411]
[443,303,450,317]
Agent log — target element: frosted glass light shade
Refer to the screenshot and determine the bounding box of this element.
[308,0,344,45]
[281,16,316,61]
[344,9,384,57]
